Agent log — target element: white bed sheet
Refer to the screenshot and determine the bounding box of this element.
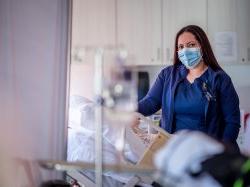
[67,95,153,186]
[67,126,138,184]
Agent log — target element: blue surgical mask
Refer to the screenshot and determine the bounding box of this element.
[178,48,202,69]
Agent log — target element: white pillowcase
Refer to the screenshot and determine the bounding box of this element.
[69,95,95,131]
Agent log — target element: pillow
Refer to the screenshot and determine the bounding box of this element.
[69,95,95,131]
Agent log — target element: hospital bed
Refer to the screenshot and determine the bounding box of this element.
[66,95,171,187]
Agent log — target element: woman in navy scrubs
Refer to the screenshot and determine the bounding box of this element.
[138,25,240,146]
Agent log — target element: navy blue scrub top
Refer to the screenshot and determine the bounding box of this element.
[173,71,208,132]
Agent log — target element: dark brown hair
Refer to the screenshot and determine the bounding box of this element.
[173,25,222,71]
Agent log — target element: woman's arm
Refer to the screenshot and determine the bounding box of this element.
[218,74,240,143]
[138,69,165,116]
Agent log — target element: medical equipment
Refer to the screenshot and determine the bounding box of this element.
[65,48,170,186]
[66,95,171,186]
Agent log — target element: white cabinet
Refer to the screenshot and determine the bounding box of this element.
[236,0,250,64]
[162,0,207,65]
[71,0,116,99]
[207,0,237,64]
[207,0,237,36]
[71,0,116,63]
[207,0,250,64]
[116,0,207,66]
[116,0,162,65]
[71,0,250,66]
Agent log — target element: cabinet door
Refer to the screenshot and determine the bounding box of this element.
[207,0,238,64]
[116,0,162,65]
[162,0,207,65]
[206,0,249,64]
[70,0,116,98]
[71,0,116,63]
[236,0,250,64]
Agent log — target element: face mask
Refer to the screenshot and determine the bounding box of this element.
[178,47,202,69]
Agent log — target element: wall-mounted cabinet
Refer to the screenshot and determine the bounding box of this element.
[71,0,250,66]
[71,0,116,63]
[117,0,207,66]
[237,0,250,64]
[207,0,237,64]
[207,0,250,64]
[116,0,162,65]
[162,0,207,65]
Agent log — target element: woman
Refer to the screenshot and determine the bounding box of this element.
[138,25,240,145]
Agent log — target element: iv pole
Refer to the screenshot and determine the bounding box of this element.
[38,47,158,186]
[94,48,104,187]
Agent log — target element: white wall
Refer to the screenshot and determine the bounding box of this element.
[0,0,69,184]
[70,62,95,100]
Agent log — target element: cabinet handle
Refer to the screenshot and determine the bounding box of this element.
[72,47,85,62]
[248,48,250,62]
[157,48,161,61]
